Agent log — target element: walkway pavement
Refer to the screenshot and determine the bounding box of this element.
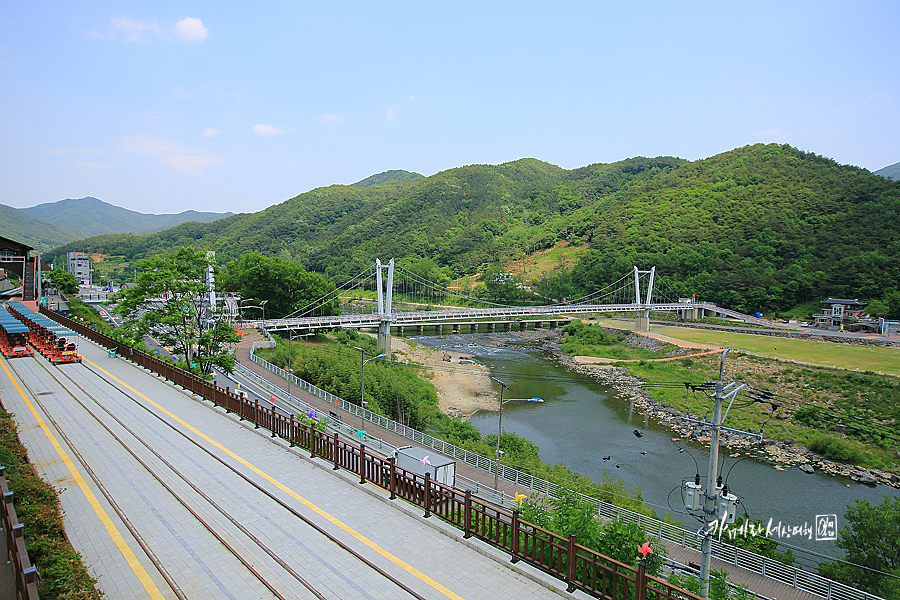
[1,338,579,600]
[235,331,821,600]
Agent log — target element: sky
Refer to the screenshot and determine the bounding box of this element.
[2,1,898,215]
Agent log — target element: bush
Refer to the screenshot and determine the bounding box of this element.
[807,434,866,464]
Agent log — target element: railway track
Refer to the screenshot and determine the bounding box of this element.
[8,354,432,600]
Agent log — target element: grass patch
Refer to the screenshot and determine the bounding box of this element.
[601,320,900,375]
[626,352,899,471]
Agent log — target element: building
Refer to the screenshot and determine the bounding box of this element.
[813,298,867,329]
[0,236,41,301]
[65,251,93,286]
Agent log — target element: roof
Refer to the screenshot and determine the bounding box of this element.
[822,298,867,306]
[0,236,34,254]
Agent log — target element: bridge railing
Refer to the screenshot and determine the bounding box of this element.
[0,467,39,600]
[247,340,885,600]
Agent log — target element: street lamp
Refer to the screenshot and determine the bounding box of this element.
[240,298,268,322]
[286,331,315,396]
[354,346,385,439]
[491,376,543,490]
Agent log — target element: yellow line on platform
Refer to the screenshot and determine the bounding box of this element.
[85,359,466,600]
[0,359,165,600]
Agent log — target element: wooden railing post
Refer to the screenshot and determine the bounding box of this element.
[464,491,472,539]
[636,560,647,600]
[511,509,520,563]
[359,445,366,484]
[332,433,340,470]
[423,473,432,518]
[389,457,396,500]
[270,405,277,437]
[566,533,577,593]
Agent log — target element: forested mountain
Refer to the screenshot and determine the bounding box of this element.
[22,197,232,237]
[0,203,84,247]
[875,161,900,180]
[45,144,900,315]
[351,169,423,188]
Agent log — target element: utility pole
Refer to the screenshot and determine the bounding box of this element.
[699,348,727,598]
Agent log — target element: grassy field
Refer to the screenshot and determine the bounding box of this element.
[597,319,900,376]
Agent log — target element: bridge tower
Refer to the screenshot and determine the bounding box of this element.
[633,266,656,332]
[375,258,394,357]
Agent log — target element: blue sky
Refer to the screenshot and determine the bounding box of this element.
[2,1,898,215]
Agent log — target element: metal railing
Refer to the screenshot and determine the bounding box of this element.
[38,310,704,600]
[1,466,39,600]
[246,339,885,600]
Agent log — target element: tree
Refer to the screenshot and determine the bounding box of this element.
[818,496,900,599]
[221,252,337,320]
[48,268,79,296]
[114,247,239,376]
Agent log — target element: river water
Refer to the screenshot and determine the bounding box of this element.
[408,331,899,567]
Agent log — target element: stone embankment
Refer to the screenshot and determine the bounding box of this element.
[558,340,900,489]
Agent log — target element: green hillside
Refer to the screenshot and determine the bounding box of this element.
[874,161,900,181]
[45,144,900,316]
[351,169,423,188]
[22,197,233,237]
[0,204,85,247]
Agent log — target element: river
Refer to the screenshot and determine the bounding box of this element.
[408,331,899,568]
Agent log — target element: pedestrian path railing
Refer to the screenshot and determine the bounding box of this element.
[246,340,885,600]
[0,467,39,600]
[42,308,883,600]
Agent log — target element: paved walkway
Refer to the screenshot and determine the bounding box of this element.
[1,338,579,600]
[237,332,822,600]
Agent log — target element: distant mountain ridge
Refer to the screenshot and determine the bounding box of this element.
[21,197,233,238]
[0,203,84,247]
[874,161,900,180]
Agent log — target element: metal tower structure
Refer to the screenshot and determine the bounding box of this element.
[375,258,394,356]
[633,266,656,331]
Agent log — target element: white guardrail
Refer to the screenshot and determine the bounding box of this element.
[247,342,883,600]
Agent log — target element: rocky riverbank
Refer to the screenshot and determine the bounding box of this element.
[564,357,900,488]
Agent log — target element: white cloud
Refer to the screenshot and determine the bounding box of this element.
[176,17,207,42]
[121,134,222,174]
[162,155,224,174]
[386,105,400,121]
[759,128,790,142]
[91,16,164,44]
[201,128,219,138]
[253,124,284,136]
[121,135,183,154]
[89,16,207,43]
[74,161,116,171]
[318,114,344,123]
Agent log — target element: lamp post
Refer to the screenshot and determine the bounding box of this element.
[286,331,314,396]
[491,376,543,490]
[240,298,268,322]
[354,346,385,439]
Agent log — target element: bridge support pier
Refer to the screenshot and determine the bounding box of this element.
[417,325,424,334]
[634,316,650,332]
[487,322,495,332]
[377,320,392,358]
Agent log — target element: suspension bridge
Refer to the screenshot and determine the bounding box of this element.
[243,260,790,355]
